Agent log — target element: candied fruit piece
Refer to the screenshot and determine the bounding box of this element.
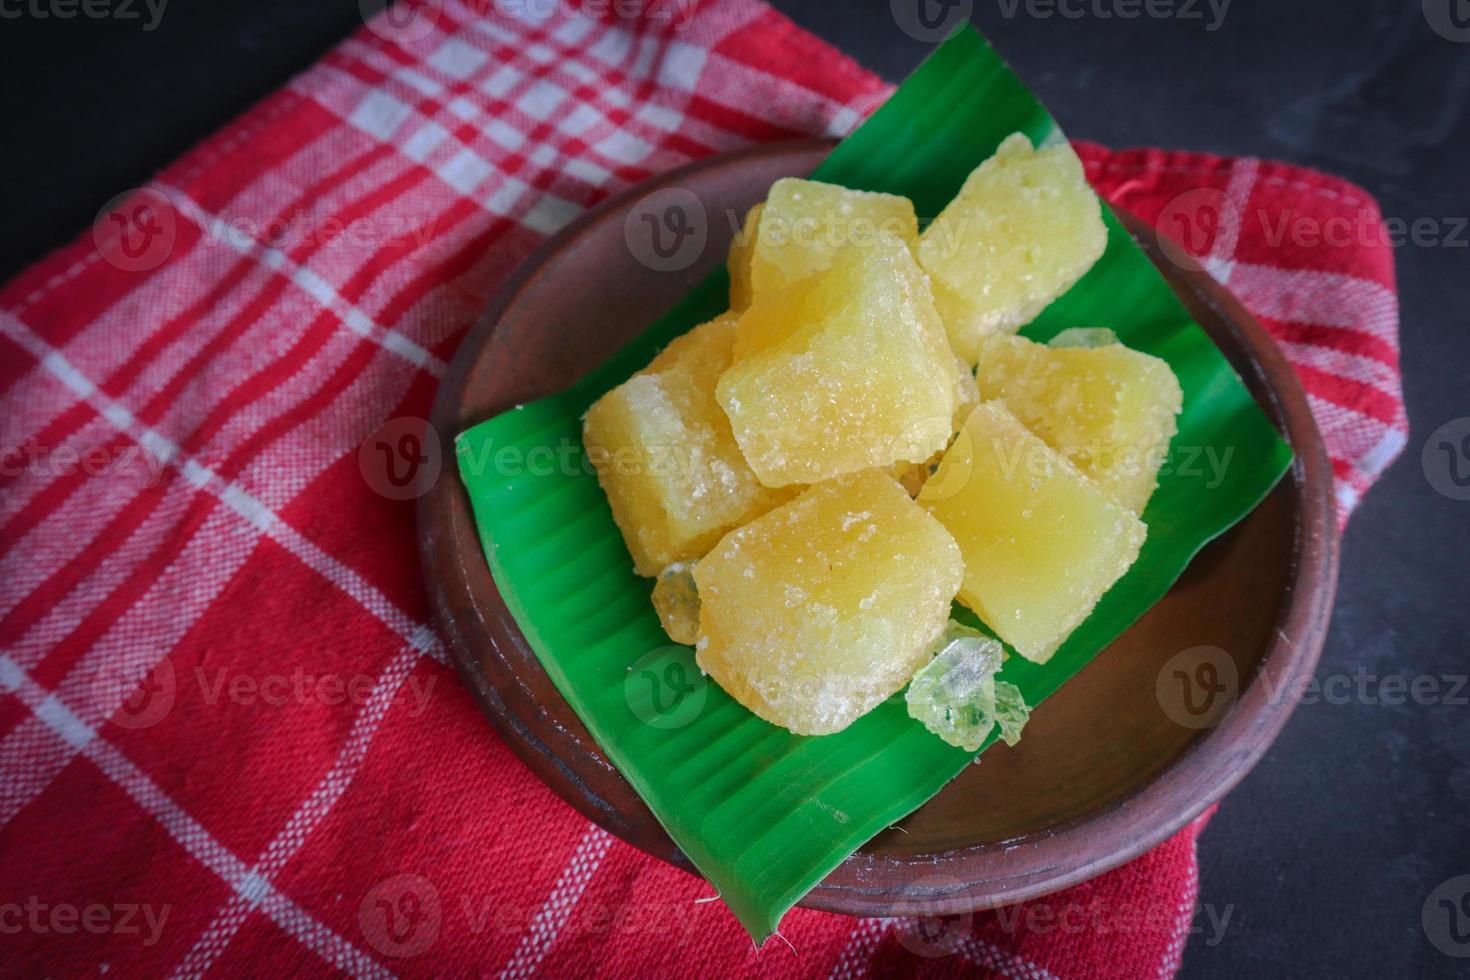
[917,133,1107,364]
[727,203,762,311]
[583,313,795,575]
[918,403,1146,663]
[975,333,1182,513]
[729,178,919,311]
[651,563,700,645]
[717,232,959,488]
[1048,326,1119,349]
[906,622,1031,751]
[694,470,964,735]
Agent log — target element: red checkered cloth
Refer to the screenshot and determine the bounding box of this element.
[0,1,1403,977]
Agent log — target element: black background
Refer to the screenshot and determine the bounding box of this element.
[1,2,1467,977]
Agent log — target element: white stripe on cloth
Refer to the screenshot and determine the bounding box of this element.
[496,825,615,979]
[3,311,461,974]
[0,654,392,980]
[1221,260,1406,516]
[1277,339,1402,393]
[157,184,447,377]
[0,120,408,519]
[171,640,431,977]
[1228,262,1400,352]
[827,915,1060,979]
[1307,394,1403,472]
[0,315,446,831]
[0,152,458,625]
[1201,157,1259,285]
[0,299,432,683]
[951,933,1063,980]
[2,10,775,971]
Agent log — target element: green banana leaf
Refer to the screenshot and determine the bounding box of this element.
[454,26,1293,942]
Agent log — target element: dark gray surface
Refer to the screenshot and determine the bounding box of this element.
[0,2,1465,977]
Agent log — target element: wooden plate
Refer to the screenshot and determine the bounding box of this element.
[418,139,1338,917]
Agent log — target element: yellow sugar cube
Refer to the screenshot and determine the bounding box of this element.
[694,470,964,735]
[716,232,959,488]
[728,178,918,310]
[583,313,795,575]
[976,333,1182,513]
[917,134,1108,364]
[919,403,1146,663]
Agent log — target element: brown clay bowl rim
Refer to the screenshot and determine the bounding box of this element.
[419,138,1338,917]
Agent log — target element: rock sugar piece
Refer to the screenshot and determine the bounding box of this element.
[917,133,1108,365]
[975,333,1183,513]
[583,313,795,576]
[694,470,964,736]
[1048,326,1119,349]
[918,403,1146,664]
[651,563,700,645]
[717,232,959,488]
[906,622,1031,752]
[727,178,918,311]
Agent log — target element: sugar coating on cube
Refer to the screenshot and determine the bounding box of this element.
[694,470,964,736]
[717,232,959,488]
[583,313,796,575]
[730,178,919,312]
[906,622,1031,751]
[918,403,1146,663]
[651,562,700,645]
[727,203,763,312]
[975,333,1182,513]
[917,133,1108,365]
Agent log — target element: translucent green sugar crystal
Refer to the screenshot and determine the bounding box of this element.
[1048,327,1119,349]
[906,622,1032,751]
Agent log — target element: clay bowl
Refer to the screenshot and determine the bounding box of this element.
[419,139,1338,916]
